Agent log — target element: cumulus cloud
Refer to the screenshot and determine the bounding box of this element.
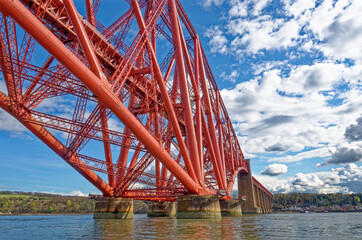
[283,0,316,17]
[256,164,362,193]
[66,191,88,197]
[220,70,239,83]
[44,190,88,197]
[345,116,362,141]
[205,26,228,54]
[205,0,362,61]
[0,110,26,132]
[229,0,272,17]
[270,148,331,163]
[265,142,289,152]
[261,163,288,176]
[308,0,362,62]
[318,147,362,166]
[0,79,7,94]
[200,0,362,194]
[199,0,225,8]
[220,61,361,156]
[228,0,248,18]
[227,17,299,54]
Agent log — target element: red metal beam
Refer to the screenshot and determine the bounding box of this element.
[168,0,202,184]
[0,90,113,196]
[0,0,202,194]
[253,177,273,198]
[129,0,198,183]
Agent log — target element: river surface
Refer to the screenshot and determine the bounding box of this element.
[0,212,361,239]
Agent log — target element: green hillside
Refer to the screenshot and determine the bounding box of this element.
[0,191,147,214]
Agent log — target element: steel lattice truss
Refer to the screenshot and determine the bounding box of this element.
[0,0,272,200]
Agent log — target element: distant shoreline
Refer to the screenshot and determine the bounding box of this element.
[0,213,93,216]
[273,210,362,213]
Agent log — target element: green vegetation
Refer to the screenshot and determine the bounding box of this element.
[273,193,362,211]
[0,191,94,214]
[0,191,148,215]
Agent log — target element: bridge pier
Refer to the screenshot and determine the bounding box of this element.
[238,159,261,214]
[147,201,176,218]
[93,197,134,219]
[176,195,221,219]
[219,199,242,217]
[260,188,267,213]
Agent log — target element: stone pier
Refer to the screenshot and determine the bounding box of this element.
[176,195,221,219]
[238,159,273,214]
[93,197,134,219]
[147,201,176,218]
[238,159,261,214]
[219,199,242,217]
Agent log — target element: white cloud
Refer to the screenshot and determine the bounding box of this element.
[265,142,289,152]
[345,116,362,141]
[0,110,26,132]
[66,190,88,197]
[199,0,225,8]
[269,148,331,164]
[205,26,228,54]
[220,70,239,82]
[307,0,362,63]
[283,0,316,18]
[280,62,348,94]
[261,163,288,176]
[0,79,7,94]
[317,146,362,166]
[251,0,272,16]
[44,190,88,197]
[227,17,300,54]
[256,163,362,193]
[220,61,361,159]
[229,0,248,18]
[205,0,362,62]
[229,0,272,17]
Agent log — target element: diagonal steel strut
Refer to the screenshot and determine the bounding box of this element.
[0,0,204,194]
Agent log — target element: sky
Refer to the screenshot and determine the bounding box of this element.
[0,0,362,196]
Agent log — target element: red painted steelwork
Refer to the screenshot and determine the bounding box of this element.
[0,0,271,201]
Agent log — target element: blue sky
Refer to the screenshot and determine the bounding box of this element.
[0,0,362,195]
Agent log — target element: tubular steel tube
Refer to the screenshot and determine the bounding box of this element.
[100,107,115,188]
[227,119,235,172]
[129,0,198,182]
[85,0,95,26]
[0,90,114,196]
[0,0,201,194]
[201,113,225,189]
[64,0,115,188]
[63,0,104,80]
[168,0,202,183]
[198,40,227,188]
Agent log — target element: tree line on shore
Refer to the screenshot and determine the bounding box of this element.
[1,191,361,214]
[272,192,361,211]
[0,191,147,214]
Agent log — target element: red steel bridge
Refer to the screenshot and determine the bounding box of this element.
[0,0,272,203]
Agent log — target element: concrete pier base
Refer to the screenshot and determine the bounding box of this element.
[176,195,221,219]
[219,200,242,217]
[147,202,176,218]
[238,159,262,214]
[93,197,134,219]
[243,206,262,214]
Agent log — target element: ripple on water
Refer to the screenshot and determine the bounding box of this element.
[0,212,361,239]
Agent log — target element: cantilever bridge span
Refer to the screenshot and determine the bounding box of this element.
[0,0,272,218]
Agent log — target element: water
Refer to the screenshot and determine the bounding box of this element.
[0,213,361,239]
